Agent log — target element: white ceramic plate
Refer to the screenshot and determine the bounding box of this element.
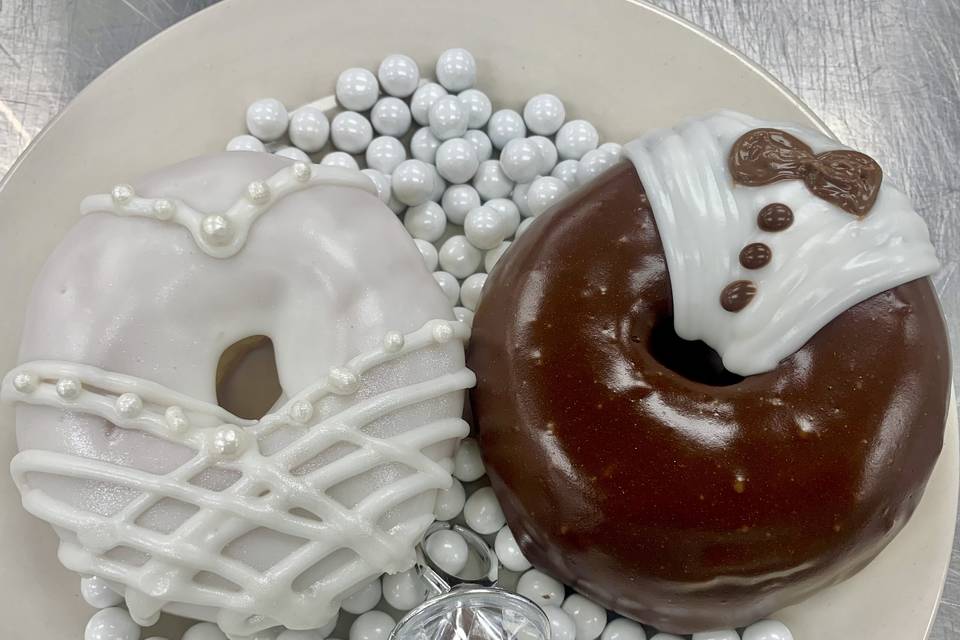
[0,1,954,638]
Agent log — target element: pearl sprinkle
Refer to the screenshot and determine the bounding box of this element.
[56,377,81,400]
[383,331,405,353]
[12,371,37,393]
[165,406,189,433]
[328,367,360,395]
[289,400,315,424]
[111,184,134,205]
[115,392,143,418]
[201,215,233,246]
[213,425,244,458]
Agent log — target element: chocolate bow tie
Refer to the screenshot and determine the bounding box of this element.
[729,128,883,217]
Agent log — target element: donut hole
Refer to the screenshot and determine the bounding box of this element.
[216,335,283,420]
[647,317,744,386]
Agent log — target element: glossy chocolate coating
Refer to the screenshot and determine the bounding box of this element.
[467,161,950,633]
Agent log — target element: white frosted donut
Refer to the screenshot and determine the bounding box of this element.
[3,153,474,637]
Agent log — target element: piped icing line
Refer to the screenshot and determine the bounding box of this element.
[4,318,474,637]
[624,110,939,376]
[79,162,379,259]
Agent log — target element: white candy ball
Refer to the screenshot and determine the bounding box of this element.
[349,611,396,640]
[544,606,578,640]
[392,160,435,206]
[691,631,739,640]
[516,569,565,607]
[424,528,469,575]
[336,67,380,111]
[463,486,505,534]
[562,594,607,640]
[404,201,447,242]
[429,95,470,141]
[411,127,442,164]
[523,94,566,135]
[436,138,480,184]
[288,106,330,152]
[495,526,531,572]
[427,165,447,202]
[341,578,383,615]
[551,159,581,189]
[556,119,600,160]
[438,235,483,278]
[365,136,406,174]
[516,217,536,238]
[434,478,466,520]
[382,568,427,611]
[460,273,487,311]
[321,151,359,171]
[277,630,328,640]
[361,169,392,205]
[473,160,515,200]
[577,148,618,185]
[331,111,373,154]
[371,97,412,137]
[81,575,123,609]
[453,306,475,327]
[598,142,623,159]
[484,241,512,272]
[226,134,266,153]
[378,54,419,98]
[602,618,648,640]
[453,437,485,481]
[436,48,477,91]
[411,82,448,126]
[84,608,141,640]
[458,89,493,128]
[527,176,570,216]
[487,109,527,149]
[742,620,793,640]
[649,635,684,640]
[433,271,461,306]
[182,622,228,640]
[442,184,482,225]
[144,638,168,640]
[500,138,544,183]
[464,206,507,250]
[464,130,494,163]
[246,97,288,142]
[275,146,311,162]
[528,135,559,175]
[512,182,533,217]
[414,238,439,272]
[485,198,521,238]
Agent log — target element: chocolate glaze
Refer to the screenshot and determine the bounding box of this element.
[739,243,772,270]
[757,203,794,231]
[730,128,883,217]
[467,161,950,633]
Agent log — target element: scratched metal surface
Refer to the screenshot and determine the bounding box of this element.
[0,0,956,636]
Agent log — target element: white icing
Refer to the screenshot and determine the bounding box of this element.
[625,110,939,376]
[6,153,471,638]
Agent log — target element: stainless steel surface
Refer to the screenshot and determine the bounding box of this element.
[0,0,956,636]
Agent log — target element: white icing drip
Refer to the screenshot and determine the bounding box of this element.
[80,162,378,258]
[625,110,939,376]
[2,319,473,638]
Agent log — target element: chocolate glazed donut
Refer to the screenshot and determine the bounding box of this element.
[467,161,950,632]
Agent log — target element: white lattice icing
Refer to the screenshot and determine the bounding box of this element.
[5,152,472,638]
[624,110,939,376]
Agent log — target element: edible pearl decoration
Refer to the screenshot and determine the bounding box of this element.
[331,111,374,154]
[464,206,508,250]
[81,575,124,609]
[164,405,189,433]
[433,478,466,521]
[424,528,469,575]
[441,184,482,225]
[453,306,475,327]
[404,202,447,242]
[458,89,493,128]
[436,48,477,91]
[328,367,360,394]
[500,138,544,183]
[341,578,383,615]
[336,67,380,111]
[512,182,533,217]
[602,619,648,640]
[598,142,623,159]
[382,568,427,611]
[276,630,326,640]
[414,238,439,272]
[649,635,684,640]
[392,160,435,206]
[429,95,470,141]
[459,273,487,311]
[12,371,37,393]
[84,607,141,640]
[473,160,515,200]
[551,159,581,189]
[692,631,740,640]
[544,606,578,640]
[383,331,405,353]
[577,148,618,185]
[463,486,506,534]
[494,526,532,572]
[432,271,461,306]
[485,198,521,238]
[515,216,536,239]
[276,147,311,163]
[378,54,420,98]
[556,119,600,160]
[321,151,360,170]
[366,136,407,174]
[528,135,559,175]
[516,569,565,607]
[226,134,266,153]
[427,164,447,203]
[453,437,485,481]
[56,377,81,399]
[562,594,608,640]
[526,176,570,216]
[523,94,566,136]
[111,184,134,205]
[438,235,483,279]
[742,620,792,640]
[436,138,480,184]
[484,241,512,273]
[487,109,527,149]
[350,611,396,640]
[411,83,448,126]
[115,392,143,418]
[246,98,289,142]
[289,399,314,424]
[371,97,412,137]
[201,214,233,246]
[360,169,392,205]
[288,107,331,152]
[213,425,244,457]
[410,127,441,164]
[463,129,494,162]
[183,623,229,640]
